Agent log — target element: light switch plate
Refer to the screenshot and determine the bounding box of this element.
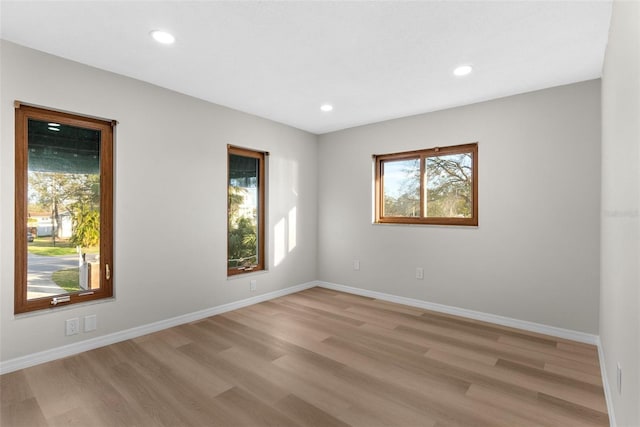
[84,314,97,332]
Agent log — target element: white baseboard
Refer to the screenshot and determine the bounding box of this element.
[317,281,599,345]
[0,281,316,375]
[597,338,617,427]
[319,282,615,426]
[2,279,616,426]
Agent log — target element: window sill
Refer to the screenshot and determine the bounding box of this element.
[226,269,269,281]
[13,297,116,320]
[372,221,479,229]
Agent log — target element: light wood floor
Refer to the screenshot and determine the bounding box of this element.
[1,287,609,426]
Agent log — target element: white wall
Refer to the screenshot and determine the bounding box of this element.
[0,41,318,362]
[0,35,618,386]
[600,0,640,425]
[318,80,601,334]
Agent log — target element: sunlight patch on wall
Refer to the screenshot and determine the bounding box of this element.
[288,206,297,252]
[274,217,286,266]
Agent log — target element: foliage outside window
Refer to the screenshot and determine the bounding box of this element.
[374,143,478,226]
[228,146,265,276]
[15,103,114,313]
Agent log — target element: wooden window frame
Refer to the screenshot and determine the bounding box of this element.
[374,142,478,226]
[227,145,266,276]
[14,103,114,314]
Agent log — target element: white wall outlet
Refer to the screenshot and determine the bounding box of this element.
[84,314,97,332]
[416,267,424,280]
[617,363,622,394]
[65,318,80,336]
[250,279,257,292]
[353,259,360,271]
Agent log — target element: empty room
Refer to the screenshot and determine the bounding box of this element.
[0,1,638,426]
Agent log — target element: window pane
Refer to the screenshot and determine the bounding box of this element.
[374,143,477,226]
[26,119,101,300]
[425,152,473,218]
[382,158,420,217]
[228,154,259,271]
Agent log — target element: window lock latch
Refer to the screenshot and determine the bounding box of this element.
[51,295,71,305]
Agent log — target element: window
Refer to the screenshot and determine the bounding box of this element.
[15,103,114,313]
[228,146,266,276]
[374,143,478,226]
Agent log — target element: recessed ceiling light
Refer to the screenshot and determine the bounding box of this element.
[320,104,333,112]
[48,123,60,127]
[150,30,175,45]
[453,65,473,77]
[48,127,60,132]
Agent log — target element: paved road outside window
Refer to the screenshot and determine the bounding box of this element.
[27,253,78,299]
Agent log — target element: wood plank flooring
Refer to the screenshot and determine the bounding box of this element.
[1,288,610,426]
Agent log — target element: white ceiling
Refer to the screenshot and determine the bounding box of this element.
[1,1,612,134]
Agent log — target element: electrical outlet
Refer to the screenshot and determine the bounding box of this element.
[65,318,80,336]
[84,314,97,332]
[617,363,622,394]
[353,259,360,271]
[416,267,424,280]
[250,279,257,292]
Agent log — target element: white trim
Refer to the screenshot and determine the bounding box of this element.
[2,279,614,426]
[317,281,599,345]
[319,282,613,425]
[0,281,316,375]
[597,338,617,427]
